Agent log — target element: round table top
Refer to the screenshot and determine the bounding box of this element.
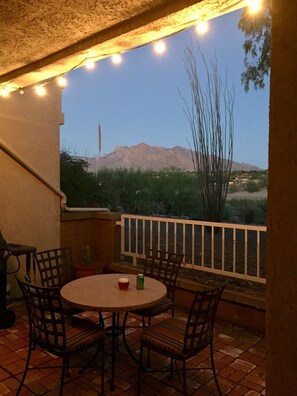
[60,273,167,312]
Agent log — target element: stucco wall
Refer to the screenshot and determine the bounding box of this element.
[0,82,63,297]
[266,1,297,394]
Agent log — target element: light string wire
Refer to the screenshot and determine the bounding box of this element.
[0,0,261,97]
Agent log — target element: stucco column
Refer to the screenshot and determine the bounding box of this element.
[266,1,297,394]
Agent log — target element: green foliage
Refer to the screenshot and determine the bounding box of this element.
[238,0,271,91]
[60,151,103,207]
[246,180,261,193]
[95,168,202,218]
[60,151,266,224]
[228,183,240,193]
[226,198,266,225]
[81,245,92,265]
[182,45,234,222]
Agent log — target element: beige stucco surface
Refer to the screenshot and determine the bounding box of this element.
[266,1,297,394]
[0,82,63,297]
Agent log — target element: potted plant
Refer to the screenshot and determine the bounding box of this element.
[73,246,106,278]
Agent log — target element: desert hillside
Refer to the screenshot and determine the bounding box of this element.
[83,143,260,172]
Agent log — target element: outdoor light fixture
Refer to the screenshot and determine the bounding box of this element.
[195,21,209,35]
[0,20,215,97]
[0,88,9,98]
[35,85,46,96]
[57,76,67,88]
[85,59,96,70]
[111,53,123,64]
[153,40,166,55]
[246,0,262,14]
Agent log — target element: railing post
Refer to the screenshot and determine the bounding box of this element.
[118,214,266,284]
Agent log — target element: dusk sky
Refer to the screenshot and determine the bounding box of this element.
[60,8,269,170]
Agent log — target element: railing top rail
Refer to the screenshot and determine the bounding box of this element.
[117,214,267,232]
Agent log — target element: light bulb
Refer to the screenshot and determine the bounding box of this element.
[85,59,95,70]
[35,85,46,96]
[111,53,122,65]
[195,21,209,35]
[0,88,9,97]
[19,89,24,95]
[153,41,166,55]
[57,76,67,88]
[246,0,262,14]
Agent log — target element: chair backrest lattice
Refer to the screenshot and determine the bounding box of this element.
[143,250,184,300]
[183,281,228,354]
[17,278,66,353]
[34,247,73,288]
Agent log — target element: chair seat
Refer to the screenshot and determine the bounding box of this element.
[138,281,228,396]
[64,316,105,353]
[141,317,208,358]
[133,298,173,318]
[17,278,105,396]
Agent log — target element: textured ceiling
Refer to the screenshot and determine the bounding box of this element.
[0,0,245,92]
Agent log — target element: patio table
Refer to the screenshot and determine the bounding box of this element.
[60,273,167,391]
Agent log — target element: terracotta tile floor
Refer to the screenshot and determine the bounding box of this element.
[0,301,265,395]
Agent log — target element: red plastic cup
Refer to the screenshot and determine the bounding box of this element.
[118,277,129,290]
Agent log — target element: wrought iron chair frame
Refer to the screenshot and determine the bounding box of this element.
[137,281,228,396]
[122,250,184,363]
[16,277,105,396]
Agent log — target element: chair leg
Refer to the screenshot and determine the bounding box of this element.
[79,343,102,374]
[182,360,188,396]
[170,357,174,379]
[210,340,222,396]
[137,344,144,396]
[146,317,152,367]
[98,311,105,327]
[60,356,68,396]
[16,342,33,396]
[100,339,105,396]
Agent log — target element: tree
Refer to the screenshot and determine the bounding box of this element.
[182,45,234,222]
[238,0,272,91]
[60,151,103,207]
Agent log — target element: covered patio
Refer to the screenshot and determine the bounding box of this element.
[0,300,265,395]
[1,1,297,395]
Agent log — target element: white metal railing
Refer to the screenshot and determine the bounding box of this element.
[117,214,266,284]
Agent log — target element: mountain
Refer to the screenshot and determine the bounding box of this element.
[83,143,260,172]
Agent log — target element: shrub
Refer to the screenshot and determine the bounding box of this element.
[246,180,261,193]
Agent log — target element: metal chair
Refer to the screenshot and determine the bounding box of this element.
[137,281,228,396]
[16,277,105,396]
[34,247,106,326]
[34,247,74,288]
[34,247,82,316]
[122,250,184,363]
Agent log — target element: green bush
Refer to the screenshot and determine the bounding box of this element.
[60,151,103,207]
[226,198,266,225]
[246,180,261,193]
[60,151,266,224]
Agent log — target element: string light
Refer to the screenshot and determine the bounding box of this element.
[3,9,260,99]
[57,76,67,88]
[111,53,123,65]
[85,59,96,70]
[246,0,262,14]
[35,85,46,96]
[195,21,209,35]
[0,87,9,98]
[153,40,166,55]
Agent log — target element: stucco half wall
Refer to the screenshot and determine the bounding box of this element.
[0,82,63,298]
